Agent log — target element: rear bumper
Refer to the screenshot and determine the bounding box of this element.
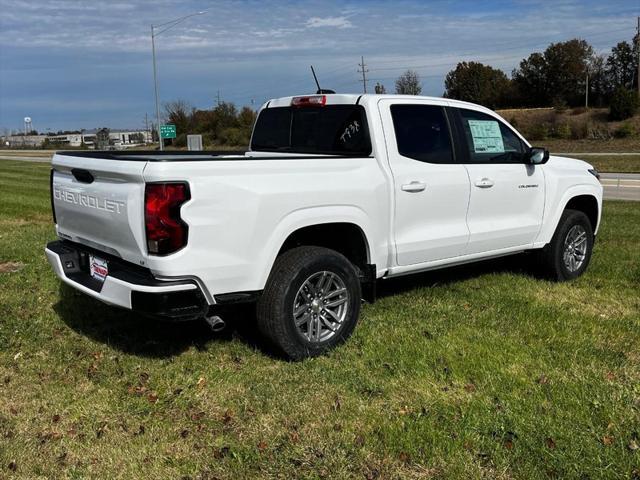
[45,240,208,321]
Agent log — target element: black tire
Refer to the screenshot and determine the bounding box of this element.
[256,246,361,360]
[538,209,594,281]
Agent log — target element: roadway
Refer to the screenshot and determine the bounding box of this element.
[0,154,52,163]
[1,153,639,201]
[600,173,640,201]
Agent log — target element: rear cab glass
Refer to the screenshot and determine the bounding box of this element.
[251,105,371,156]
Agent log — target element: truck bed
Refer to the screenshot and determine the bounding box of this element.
[55,150,368,162]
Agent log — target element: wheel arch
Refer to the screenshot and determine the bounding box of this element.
[256,206,376,291]
[535,185,602,247]
[278,222,371,273]
[564,194,599,233]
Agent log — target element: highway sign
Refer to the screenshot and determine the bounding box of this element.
[160,124,176,139]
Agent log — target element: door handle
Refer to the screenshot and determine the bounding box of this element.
[401,181,426,192]
[474,177,495,188]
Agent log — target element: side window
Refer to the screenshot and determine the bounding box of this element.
[390,105,454,164]
[458,108,525,163]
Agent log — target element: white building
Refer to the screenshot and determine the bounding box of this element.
[2,129,152,149]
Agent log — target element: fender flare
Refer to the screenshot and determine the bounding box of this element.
[254,205,376,290]
[534,184,602,247]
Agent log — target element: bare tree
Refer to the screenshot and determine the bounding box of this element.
[395,70,422,95]
[163,99,195,135]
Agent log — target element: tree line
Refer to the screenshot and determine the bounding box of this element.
[161,100,257,148]
[375,35,639,119]
[442,36,639,117]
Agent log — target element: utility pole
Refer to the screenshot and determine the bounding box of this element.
[150,11,207,151]
[637,16,639,97]
[585,73,589,109]
[216,90,221,107]
[151,25,163,150]
[358,56,369,93]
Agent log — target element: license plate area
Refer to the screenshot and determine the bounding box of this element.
[89,255,108,283]
[57,246,107,293]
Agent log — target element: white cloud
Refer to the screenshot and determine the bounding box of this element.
[305,16,353,29]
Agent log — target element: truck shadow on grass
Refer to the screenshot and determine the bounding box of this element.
[54,285,264,359]
[55,253,538,359]
[376,252,537,299]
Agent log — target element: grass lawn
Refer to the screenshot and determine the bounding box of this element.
[1,160,639,479]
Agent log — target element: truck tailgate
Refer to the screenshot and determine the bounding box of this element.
[51,153,148,264]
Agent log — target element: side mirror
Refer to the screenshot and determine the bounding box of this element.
[527,147,550,165]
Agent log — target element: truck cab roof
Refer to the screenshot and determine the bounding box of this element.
[263,93,496,116]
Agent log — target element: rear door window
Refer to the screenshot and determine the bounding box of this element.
[251,105,371,156]
[390,104,454,164]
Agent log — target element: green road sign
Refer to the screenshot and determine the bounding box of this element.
[160,124,176,139]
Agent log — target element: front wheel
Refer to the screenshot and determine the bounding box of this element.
[538,209,594,281]
[257,247,361,360]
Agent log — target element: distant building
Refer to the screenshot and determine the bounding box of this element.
[1,134,48,148]
[1,129,152,149]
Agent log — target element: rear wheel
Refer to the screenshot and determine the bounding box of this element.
[538,209,594,281]
[257,247,361,360]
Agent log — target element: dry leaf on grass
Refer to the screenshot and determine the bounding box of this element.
[0,261,24,274]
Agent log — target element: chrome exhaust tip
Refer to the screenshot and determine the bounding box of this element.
[204,315,226,332]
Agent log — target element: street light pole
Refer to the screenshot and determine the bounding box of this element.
[151,25,163,150]
[150,11,206,151]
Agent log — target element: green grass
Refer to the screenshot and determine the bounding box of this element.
[1,160,639,479]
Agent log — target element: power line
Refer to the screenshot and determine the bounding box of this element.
[368,27,635,72]
[368,26,633,69]
[193,25,636,105]
[202,27,633,104]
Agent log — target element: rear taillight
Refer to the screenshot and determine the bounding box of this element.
[144,182,190,255]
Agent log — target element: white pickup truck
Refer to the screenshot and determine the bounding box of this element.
[46,94,602,359]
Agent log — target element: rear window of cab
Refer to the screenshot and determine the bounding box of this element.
[251,105,372,156]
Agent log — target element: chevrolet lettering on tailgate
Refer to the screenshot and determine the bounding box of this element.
[53,187,125,214]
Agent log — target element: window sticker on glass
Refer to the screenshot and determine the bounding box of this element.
[467,120,505,153]
[340,120,360,144]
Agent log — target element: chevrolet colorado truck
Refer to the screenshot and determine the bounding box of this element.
[46,94,603,359]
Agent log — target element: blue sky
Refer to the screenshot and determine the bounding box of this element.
[0,0,637,132]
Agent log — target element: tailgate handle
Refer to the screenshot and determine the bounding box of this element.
[71,168,94,184]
